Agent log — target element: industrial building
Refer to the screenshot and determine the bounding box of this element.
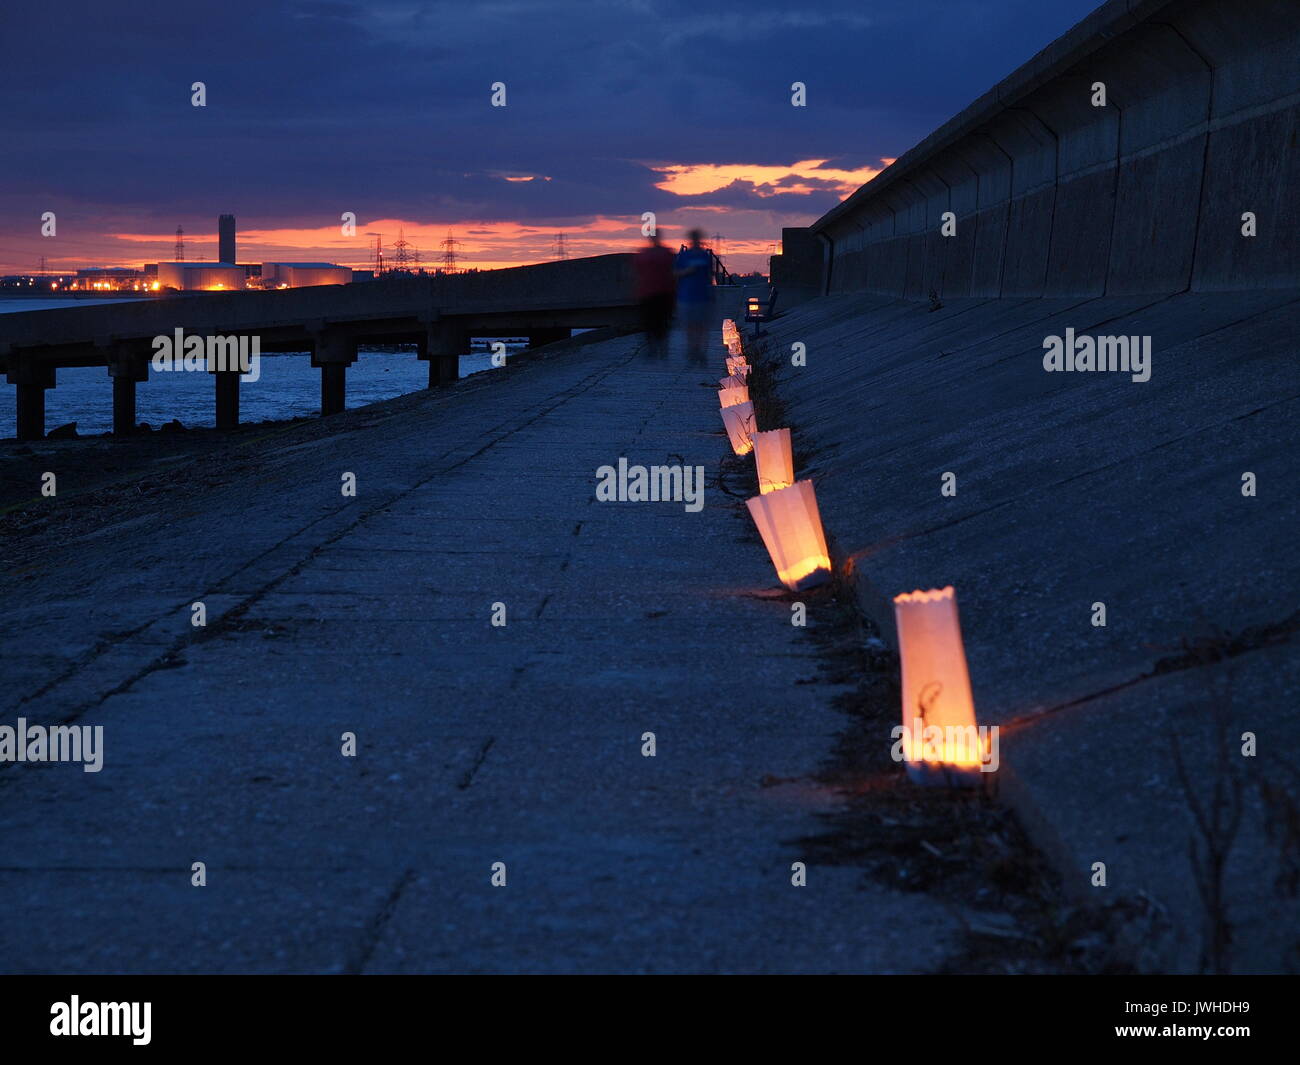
[260,262,353,288]
[71,267,151,291]
[156,262,245,291]
[32,216,354,294]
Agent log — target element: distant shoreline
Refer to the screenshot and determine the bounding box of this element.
[0,291,153,301]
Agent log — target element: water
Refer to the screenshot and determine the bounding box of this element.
[0,299,527,436]
[0,298,133,313]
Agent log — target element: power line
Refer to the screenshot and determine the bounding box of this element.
[440,230,461,274]
[367,232,384,277]
[390,226,420,273]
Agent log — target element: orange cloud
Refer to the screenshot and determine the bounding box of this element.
[651,158,888,198]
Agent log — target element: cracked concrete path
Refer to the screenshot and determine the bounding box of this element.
[0,331,958,973]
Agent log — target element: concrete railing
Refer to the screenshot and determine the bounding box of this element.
[1,253,639,438]
[811,0,1299,298]
[0,254,636,357]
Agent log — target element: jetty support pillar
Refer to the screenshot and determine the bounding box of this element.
[7,356,55,441]
[312,329,358,417]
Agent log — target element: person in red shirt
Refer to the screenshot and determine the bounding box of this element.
[633,231,676,358]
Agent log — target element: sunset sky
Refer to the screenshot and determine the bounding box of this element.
[0,0,1100,276]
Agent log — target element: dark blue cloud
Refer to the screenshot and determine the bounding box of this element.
[0,0,1102,251]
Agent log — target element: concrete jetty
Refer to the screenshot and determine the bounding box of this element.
[0,333,959,973]
[0,255,639,439]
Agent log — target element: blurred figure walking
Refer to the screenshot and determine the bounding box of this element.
[674,229,714,365]
[633,231,676,359]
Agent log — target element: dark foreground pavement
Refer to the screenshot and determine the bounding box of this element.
[0,330,958,973]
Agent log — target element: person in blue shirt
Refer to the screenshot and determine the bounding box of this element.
[674,230,714,365]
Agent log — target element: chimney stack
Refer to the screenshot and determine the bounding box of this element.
[218,214,236,265]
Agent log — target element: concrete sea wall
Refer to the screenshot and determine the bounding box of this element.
[777,0,1300,972]
[812,0,1299,299]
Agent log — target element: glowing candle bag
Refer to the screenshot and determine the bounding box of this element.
[752,428,794,494]
[719,374,747,391]
[726,357,750,377]
[745,480,831,591]
[892,587,984,786]
[718,385,750,409]
[719,401,756,455]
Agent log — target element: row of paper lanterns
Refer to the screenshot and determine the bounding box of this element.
[718,319,985,785]
[719,318,832,592]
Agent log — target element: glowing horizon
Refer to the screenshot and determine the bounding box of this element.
[0,155,901,276]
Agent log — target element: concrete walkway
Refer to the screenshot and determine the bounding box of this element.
[0,331,956,973]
